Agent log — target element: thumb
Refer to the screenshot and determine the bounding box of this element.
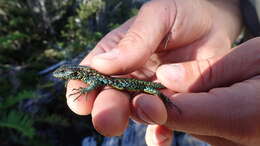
[156,37,260,92]
[92,0,176,74]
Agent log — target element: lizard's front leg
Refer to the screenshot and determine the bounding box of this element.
[69,80,101,101]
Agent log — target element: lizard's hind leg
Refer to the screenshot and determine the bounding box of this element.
[143,87,181,113]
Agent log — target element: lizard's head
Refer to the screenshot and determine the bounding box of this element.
[53,64,85,80]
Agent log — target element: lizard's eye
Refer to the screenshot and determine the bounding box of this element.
[66,70,74,75]
[57,69,66,74]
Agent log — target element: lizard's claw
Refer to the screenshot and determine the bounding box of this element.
[69,87,85,101]
[72,87,83,91]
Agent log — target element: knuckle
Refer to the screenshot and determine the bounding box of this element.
[125,30,145,43]
[119,30,147,51]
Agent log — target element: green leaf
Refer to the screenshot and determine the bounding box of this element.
[0,110,35,138]
[0,90,36,109]
[36,114,69,126]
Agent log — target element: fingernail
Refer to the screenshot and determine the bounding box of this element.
[96,49,119,60]
[136,98,155,124]
[153,133,168,144]
[136,107,155,124]
[152,127,170,144]
[160,64,185,82]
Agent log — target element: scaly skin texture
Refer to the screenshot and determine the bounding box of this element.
[53,64,181,113]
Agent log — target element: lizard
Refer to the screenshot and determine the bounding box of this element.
[53,64,181,113]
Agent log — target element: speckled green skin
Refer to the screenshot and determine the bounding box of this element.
[53,64,180,112]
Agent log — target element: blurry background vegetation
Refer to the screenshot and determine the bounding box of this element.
[0,0,142,145]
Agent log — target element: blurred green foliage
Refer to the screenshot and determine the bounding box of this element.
[0,0,141,145]
[0,90,36,109]
[0,110,35,138]
[60,0,104,57]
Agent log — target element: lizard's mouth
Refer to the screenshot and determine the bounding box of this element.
[52,66,76,80]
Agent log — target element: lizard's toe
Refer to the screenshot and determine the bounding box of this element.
[72,87,83,91]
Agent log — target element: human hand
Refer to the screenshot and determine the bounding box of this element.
[145,38,260,146]
[66,0,242,136]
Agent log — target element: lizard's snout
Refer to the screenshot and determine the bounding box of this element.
[52,69,63,79]
[52,66,76,80]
